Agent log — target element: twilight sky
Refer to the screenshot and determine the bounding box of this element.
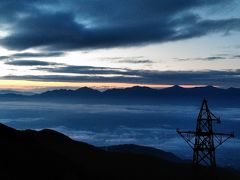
[0,0,240,91]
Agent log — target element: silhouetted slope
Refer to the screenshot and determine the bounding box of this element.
[35,87,101,98]
[0,123,239,179]
[0,90,35,95]
[103,86,159,97]
[102,144,182,163]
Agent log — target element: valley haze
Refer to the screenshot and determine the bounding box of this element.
[0,86,239,170]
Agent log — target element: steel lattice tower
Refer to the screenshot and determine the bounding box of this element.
[177,99,234,167]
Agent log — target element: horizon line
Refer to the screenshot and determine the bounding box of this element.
[0,80,232,93]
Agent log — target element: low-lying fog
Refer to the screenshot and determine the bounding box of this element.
[0,101,239,169]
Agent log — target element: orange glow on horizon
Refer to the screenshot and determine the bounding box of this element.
[0,80,207,91]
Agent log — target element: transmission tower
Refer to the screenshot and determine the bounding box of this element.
[177,99,234,167]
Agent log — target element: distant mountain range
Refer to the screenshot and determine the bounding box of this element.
[0,85,240,106]
[0,90,35,95]
[0,123,239,179]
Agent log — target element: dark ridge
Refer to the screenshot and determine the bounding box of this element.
[102,144,183,163]
[0,86,240,107]
[36,89,75,97]
[0,122,18,137]
[168,85,184,89]
[227,87,240,93]
[0,90,35,95]
[103,85,159,97]
[0,123,239,179]
[192,85,224,92]
[34,87,102,98]
[159,85,185,94]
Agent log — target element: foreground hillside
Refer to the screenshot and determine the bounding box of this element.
[0,123,239,180]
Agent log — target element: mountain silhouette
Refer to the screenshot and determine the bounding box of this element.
[161,85,184,91]
[0,90,34,95]
[36,87,101,98]
[102,144,183,163]
[0,85,240,106]
[0,123,239,179]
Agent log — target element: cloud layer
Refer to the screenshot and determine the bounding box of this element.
[2,65,240,87]
[0,0,239,50]
[5,60,60,66]
[0,52,64,61]
[0,1,239,88]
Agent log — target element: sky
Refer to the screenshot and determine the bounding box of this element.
[0,0,240,91]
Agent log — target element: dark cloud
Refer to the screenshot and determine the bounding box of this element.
[117,59,153,64]
[2,69,240,87]
[5,60,60,66]
[0,56,8,60]
[204,56,226,60]
[0,52,64,61]
[0,0,239,50]
[12,52,64,58]
[36,66,126,75]
[102,56,153,64]
[34,65,240,89]
[233,55,240,58]
[1,12,83,50]
[175,56,227,61]
[0,0,56,23]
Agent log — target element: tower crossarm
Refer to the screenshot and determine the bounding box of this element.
[213,132,234,149]
[176,129,196,149]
